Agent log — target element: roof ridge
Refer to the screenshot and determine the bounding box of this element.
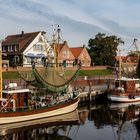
[7,31,41,37]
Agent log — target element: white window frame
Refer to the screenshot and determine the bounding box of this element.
[8,45,13,52]
[14,45,18,51]
[2,46,6,52]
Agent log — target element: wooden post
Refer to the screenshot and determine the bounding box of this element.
[88,82,92,103]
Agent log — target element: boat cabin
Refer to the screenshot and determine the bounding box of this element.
[0,83,31,112]
[115,78,140,92]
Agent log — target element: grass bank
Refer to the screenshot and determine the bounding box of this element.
[78,69,113,76]
[2,69,113,80]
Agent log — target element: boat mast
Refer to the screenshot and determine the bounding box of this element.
[52,25,57,68]
[118,49,122,80]
[133,38,139,60]
[0,40,2,99]
[52,24,60,68]
[57,26,60,68]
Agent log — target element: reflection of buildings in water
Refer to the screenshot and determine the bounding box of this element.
[78,102,140,140]
[2,104,140,140]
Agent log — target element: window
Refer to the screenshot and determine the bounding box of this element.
[2,46,6,52]
[8,45,13,52]
[63,51,67,58]
[33,44,44,52]
[14,45,18,51]
[63,51,69,59]
[27,57,31,63]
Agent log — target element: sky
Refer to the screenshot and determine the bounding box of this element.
[0,0,140,54]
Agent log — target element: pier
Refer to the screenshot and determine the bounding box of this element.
[72,75,115,102]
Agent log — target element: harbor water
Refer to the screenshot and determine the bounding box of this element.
[1,101,140,140]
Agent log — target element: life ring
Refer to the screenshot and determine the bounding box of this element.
[1,100,8,107]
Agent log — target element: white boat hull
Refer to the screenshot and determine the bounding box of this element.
[108,94,140,102]
[0,97,79,124]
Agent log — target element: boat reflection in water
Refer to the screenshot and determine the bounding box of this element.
[109,102,140,140]
[78,101,140,140]
[2,102,140,140]
[0,110,80,140]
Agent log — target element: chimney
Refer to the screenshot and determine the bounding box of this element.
[64,41,67,44]
[83,44,86,48]
[21,31,24,36]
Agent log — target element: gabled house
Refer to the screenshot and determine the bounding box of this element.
[2,31,91,68]
[70,46,91,66]
[58,41,75,67]
[57,41,91,67]
[2,31,51,67]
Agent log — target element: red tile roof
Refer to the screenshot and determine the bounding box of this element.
[70,47,84,58]
[2,31,40,53]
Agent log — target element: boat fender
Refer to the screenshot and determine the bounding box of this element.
[132,95,135,99]
[128,95,132,99]
[1,100,8,107]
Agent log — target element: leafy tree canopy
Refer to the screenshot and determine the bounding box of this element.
[88,32,124,66]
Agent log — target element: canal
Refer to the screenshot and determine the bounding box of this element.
[1,101,140,140]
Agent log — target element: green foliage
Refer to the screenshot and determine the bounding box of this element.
[3,72,20,79]
[88,32,124,66]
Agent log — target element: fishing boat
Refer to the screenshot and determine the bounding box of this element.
[108,77,140,102]
[108,39,140,102]
[0,26,80,124]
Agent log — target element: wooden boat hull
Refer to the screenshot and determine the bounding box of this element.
[0,97,79,124]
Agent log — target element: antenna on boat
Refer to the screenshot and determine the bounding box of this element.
[0,40,2,99]
[118,49,122,80]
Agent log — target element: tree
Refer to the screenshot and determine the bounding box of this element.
[88,33,124,66]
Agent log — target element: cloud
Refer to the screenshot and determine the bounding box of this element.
[0,0,140,51]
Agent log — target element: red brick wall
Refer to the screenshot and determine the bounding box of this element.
[78,48,91,66]
[58,43,75,64]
